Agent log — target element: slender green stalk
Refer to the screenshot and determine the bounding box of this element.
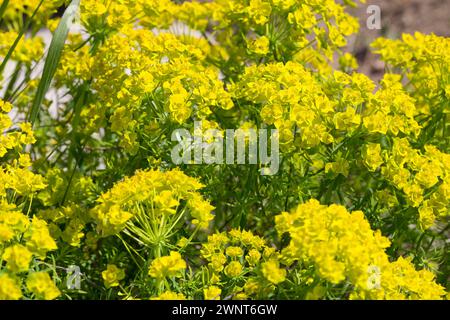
[0,0,10,21]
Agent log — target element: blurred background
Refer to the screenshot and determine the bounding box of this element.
[350,0,450,79]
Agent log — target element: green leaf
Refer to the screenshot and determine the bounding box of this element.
[0,0,10,21]
[28,0,80,126]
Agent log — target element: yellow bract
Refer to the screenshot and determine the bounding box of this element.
[148,251,186,279]
[204,285,221,300]
[275,199,446,299]
[91,168,214,237]
[26,272,61,300]
[102,264,126,288]
[0,273,22,300]
[2,244,33,273]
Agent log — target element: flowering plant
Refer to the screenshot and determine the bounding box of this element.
[0,0,448,300]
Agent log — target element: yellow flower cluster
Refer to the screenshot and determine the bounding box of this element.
[151,291,186,300]
[0,31,44,65]
[275,199,446,299]
[26,272,61,300]
[61,0,369,157]
[0,99,61,300]
[3,0,62,29]
[204,285,222,300]
[372,33,450,114]
[362,138,450,229]
[0,204,59,299]
[361,74,420,137]
[0,101,37,159]
[232,60,425,154]
[81,0,200,34]
[232,61,339,149]
[91,169,214,237]
[0,273,22,300]
[200,229,285,299]
[203,0,363,64]
[56,27,232,153]
[36,168,96,248]
[2,244,32,273]
[0,205,59,300]
[0,0,448,301]
[261,260,286,285]
[148,251,186,279]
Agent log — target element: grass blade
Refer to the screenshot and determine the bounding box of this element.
[28,0,80,126]
[0,0,9,21]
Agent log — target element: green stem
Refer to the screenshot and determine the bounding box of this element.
[0,0,10,22]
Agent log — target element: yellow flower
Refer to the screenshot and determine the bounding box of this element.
[233,292,248,300]
[149,251,186,279]
[246,249,262,266]
[333,108,361,132]
[363,143,384,172]
[339,53,358,70]
[261,260,286,284]
[0,207,29,233]
[225,246,243,257]
[0,273,22,300]
[151,291,186,300]
[154,190,179,215]
[210,253,227,272]
[2,244,33,273]
[325,157,350,177]
[403,183,424,207]
[288,5,316,29]
[224,261,243,277]
[276,199,446,299]
[102,264,126,288]
[243,278,260,295]
[26,272,60,300]
[418,202,436,230]
[91,169,212,237]
[0,224,14,242]
[248,36,270,55]
[248,0,271,25]
[0,100,12,112]
[204,286,221,300]
[176,237,189,248]
[25,217,57,258]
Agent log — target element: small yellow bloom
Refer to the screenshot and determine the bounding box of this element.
[261,260,286,284]
[26,272,60,300]
[0,273,22,300]
[151,291,186,300]
[148,251,186,279]
[245,249,261,265]
[225,246,243,257]
[248,36,270,55]
[2,244,33,273]
[204,286,221,300]
[102,264,125,288]
[0,100,12,113]
[224,261,243,277]
[363,143,384,172]
[0,224,14,242]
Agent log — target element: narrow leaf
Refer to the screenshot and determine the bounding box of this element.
[28,0,80,126]
[0,0,10,21]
